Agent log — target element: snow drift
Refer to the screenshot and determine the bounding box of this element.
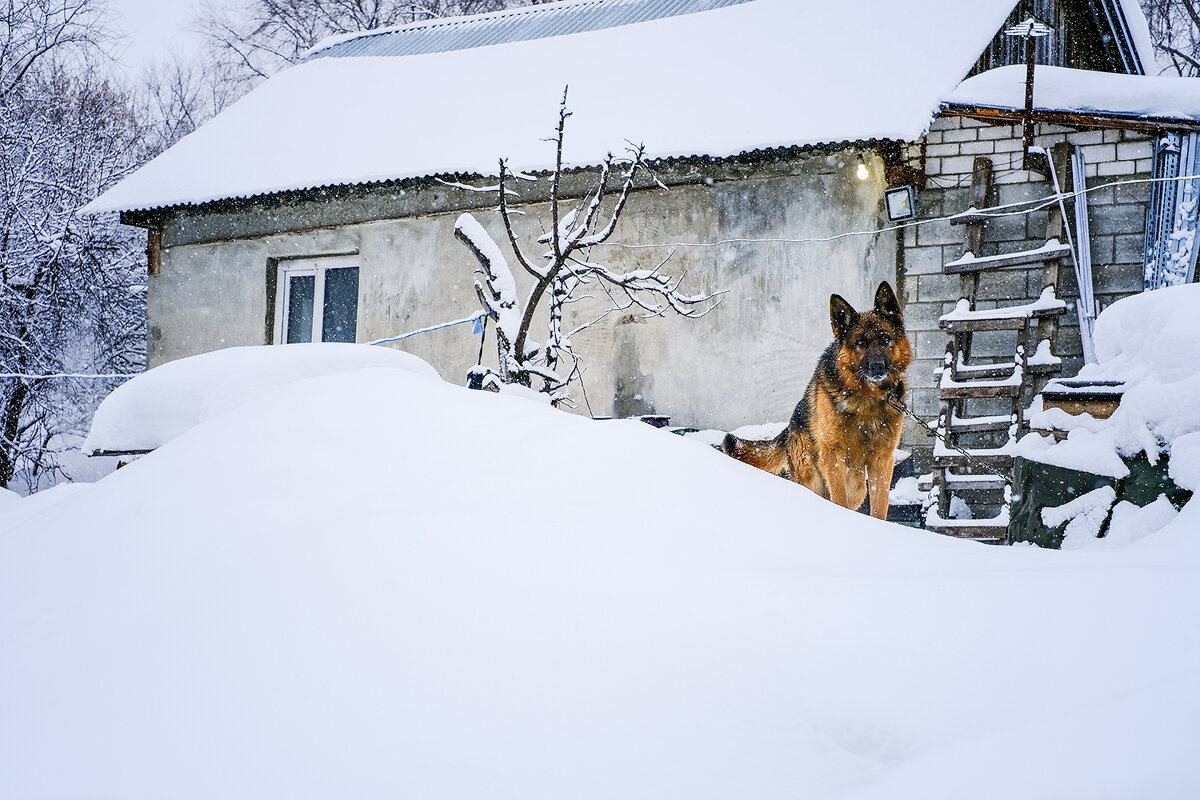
[1022,283,1200,489]
[1,347,1197,798]
[82,343,437,454]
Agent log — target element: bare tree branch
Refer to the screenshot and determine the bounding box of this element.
[454,91,721,406]
[192,0,532,96]
[0,1,110,99]
[1140,0,1200,76]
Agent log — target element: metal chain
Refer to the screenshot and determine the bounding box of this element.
[885,395,1015,482]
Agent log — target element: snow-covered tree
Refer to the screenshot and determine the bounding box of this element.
[0,0,110,99]
[0,59,148,489]
[456,91,719,405]
[1140,0,1200,76]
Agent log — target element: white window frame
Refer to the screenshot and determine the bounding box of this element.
[273,255,360,344]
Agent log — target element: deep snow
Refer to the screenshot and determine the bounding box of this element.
[1021,283,1200,487]
[82,343,438,454]
[1,345,1197,799]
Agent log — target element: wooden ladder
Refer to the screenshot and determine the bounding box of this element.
[921,150,1073,542]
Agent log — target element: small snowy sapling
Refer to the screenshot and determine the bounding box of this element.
[455,89,719,405]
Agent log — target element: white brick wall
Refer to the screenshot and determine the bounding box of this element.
[896,113,1155,463]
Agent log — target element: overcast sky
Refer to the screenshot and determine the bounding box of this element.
[106,0,204,76]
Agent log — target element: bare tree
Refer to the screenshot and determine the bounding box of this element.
[194,0,534,95]
[0,60,148,489]
[455,91,719,405]
[1140,0,1200,76]
[139,51,239,152]
[0,0,110,99]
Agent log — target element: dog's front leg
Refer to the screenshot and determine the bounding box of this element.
[867,450,894,520]
[844,469,868,513]
[819,450,852,510]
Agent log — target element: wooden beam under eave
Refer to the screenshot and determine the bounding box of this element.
[147,229,162,277]
[941,103,1200,134]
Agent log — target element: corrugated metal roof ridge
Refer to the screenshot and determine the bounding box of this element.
[303,4,555,60]
[304,0,756,61]
[313,0,735,58]
[304,0,617,59]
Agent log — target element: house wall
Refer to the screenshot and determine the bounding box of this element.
[149,148,895,432]
[897,113,1154,465]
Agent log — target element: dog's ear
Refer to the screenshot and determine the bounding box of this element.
[874,281,902,323]
[830,293,857,341]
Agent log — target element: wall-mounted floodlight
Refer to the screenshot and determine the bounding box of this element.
[884,185,917,222]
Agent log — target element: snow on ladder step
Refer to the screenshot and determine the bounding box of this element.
[1027,339,1063,371]
[939,363,1024,398]
[942,472,1009,492]
[932,438,1015,468]
[939,287,1067,333]
[923,512,1010,541]
[945,360,1017,381]
[942,356,1059,382]
[946,410,1015,434]
[943,239,1072,274]
[918,472,1009,492]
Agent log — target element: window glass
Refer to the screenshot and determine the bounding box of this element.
[321,267,359,343]
[286,274,316,343]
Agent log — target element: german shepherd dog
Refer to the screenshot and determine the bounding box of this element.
[722,282,912,520]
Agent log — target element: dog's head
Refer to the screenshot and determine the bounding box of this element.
[829,281,912,389]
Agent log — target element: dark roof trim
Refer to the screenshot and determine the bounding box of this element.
[940,102,1200,133]
[118,138,895,230]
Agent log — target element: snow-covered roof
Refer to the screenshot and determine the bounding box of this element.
[83,0,1158,216]
[944,64,1200,125]
[82,0,1021,214]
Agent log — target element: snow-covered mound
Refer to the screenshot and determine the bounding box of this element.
[1021,284,1200,488]
[1088,282,1200,445]
[2,361,1198,798]
[82,343,438,454]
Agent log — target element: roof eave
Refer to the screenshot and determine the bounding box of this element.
[105,138,908,221]
[940,102,1200,133]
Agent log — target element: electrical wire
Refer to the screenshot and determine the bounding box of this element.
[7,170,1196,381]
[592,172,1200,252]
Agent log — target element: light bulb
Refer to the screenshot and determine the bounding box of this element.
[856,162,870,181]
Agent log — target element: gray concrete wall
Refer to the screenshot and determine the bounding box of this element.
[896,114,1153,464]
[149,148,895,432]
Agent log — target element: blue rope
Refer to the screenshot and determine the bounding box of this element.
[367,310,488,346]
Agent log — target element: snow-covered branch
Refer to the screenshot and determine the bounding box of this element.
[454,89,720,406]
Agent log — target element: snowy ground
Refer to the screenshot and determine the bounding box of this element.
[1,344,1197,799]
[1019,283,1200,546]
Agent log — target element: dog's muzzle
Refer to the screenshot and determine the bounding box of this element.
[866,358,890,383]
